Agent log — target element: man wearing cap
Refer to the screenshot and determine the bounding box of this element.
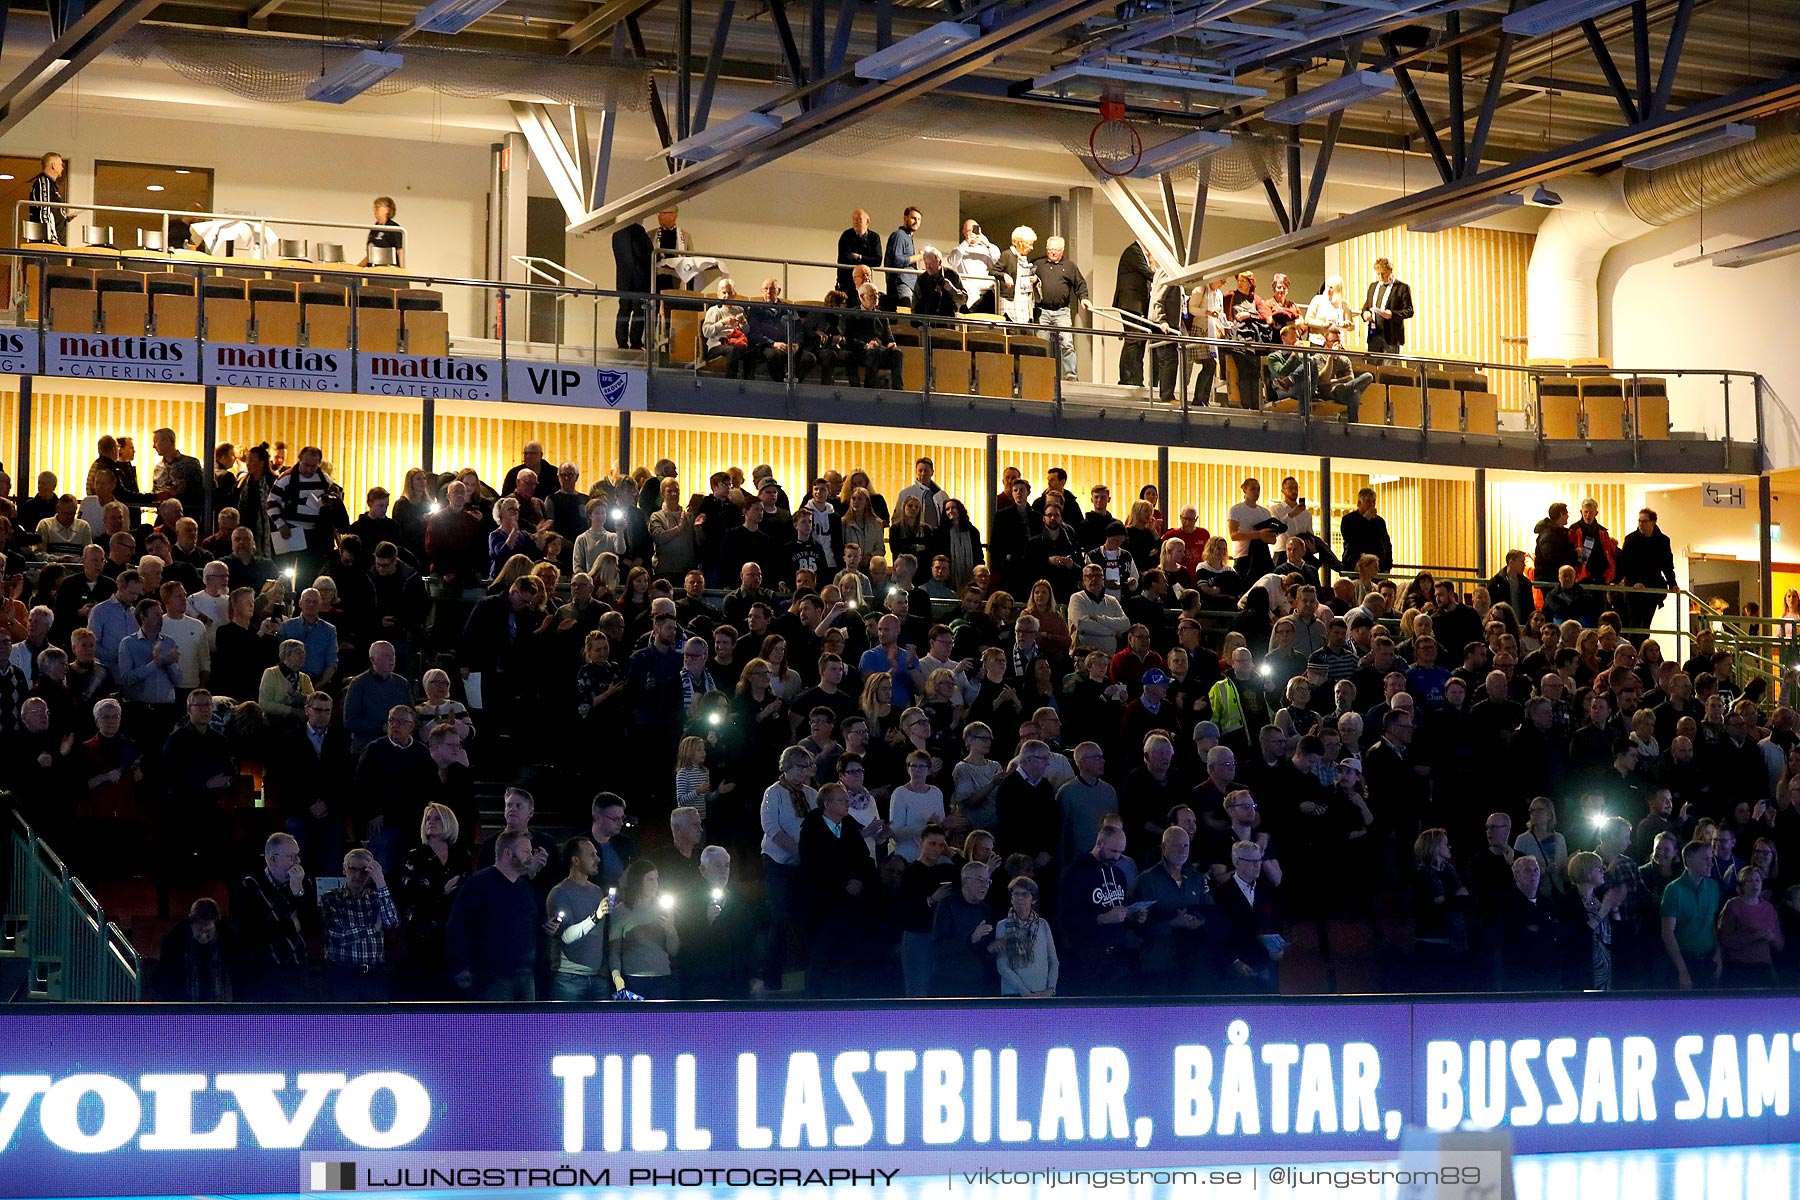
[1121,669,1182,755]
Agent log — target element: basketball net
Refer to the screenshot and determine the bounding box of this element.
[1088,99,1142,177]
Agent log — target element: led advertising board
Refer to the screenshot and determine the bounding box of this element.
[0,997,1793,1196]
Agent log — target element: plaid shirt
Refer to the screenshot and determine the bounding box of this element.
[321,885,399,965]
[1603,853,1652,925]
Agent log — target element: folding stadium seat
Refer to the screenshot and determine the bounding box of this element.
[248,279,300,346]
[1579,374,1627,440]
[355,285,400,353]
[199,276,250,343]
[398,289,448,356]
[300,282,350,350]
[94,269,147,337]
[145,273,198,339]
[46,266,96,333]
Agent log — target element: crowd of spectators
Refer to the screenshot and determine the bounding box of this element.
[2,431,1796,1005]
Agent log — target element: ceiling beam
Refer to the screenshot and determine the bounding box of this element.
[1166,69,1800,287]
[567,0,1123,235]
[0,0,162,135]
[561,0,661,55]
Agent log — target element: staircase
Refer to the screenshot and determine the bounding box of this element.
[1,814,143,1002]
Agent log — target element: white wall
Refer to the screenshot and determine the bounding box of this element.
[1600,176,1800,469]
[4,107,492,336]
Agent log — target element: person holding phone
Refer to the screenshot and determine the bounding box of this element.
[1266,475,1313,557]
[547,834,615,1002]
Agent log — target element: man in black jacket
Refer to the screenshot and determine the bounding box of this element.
[1024,504,1083,600]
[458,576,541,732]
[745,278,810,381]
[799,782,878,997]
[988,478,1040,595]
[1339,487,1394,573]
[911,247,966,320]
[1359,257,1414,354]
[1618,508,1678,638]
[836,209,881,298]
[445,828,541,999]
[232,832,319,1001]
[847,283,902,388]
[1113,241,1155,386]
[612,222,652,348]
[269,691,355,875]
[1488,550,1536,621]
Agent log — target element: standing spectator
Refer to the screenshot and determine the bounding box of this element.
[342,641,411,754]
[1339,488,1393,573]
[267,691,354,875]
[1660,839,1723,990]
[547,835,612,1001]
[1113,240,1155,386]
[1496,855,1566,990]
[1133,825,1218,994]
[931,861,997,997]
[279,588,339,690]
[799,780,878,997]
[355,705,435,872]
[394,802,470,999]
[1212,839,1282,992]
[26,151,65,244]
[1618,508,1678,634]
[606,860,681,999]
[321,848,399,1001]
[152,898,233,1002]
[677,846,764,998]
[1058,825,1140,994]
[1717,867,1783,987]
[265,446,347,588]
[231,832,318,1001]
[897,824,958,996]
[445,828,541,1000]
[995,876,1058,996]
[884,206,924,308]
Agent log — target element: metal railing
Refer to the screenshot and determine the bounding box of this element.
[0,242,1768,467]
[15,199,404,257]
[3,813,142,1002]
[510,255,599,362]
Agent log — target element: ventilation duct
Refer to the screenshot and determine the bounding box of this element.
[1526,118,1800,362]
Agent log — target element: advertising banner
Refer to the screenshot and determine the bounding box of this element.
[355,351,500,401]
[0,328,39,374]
[205,344,353,393]
[0,996,1795,1196]
[41,332,199,383]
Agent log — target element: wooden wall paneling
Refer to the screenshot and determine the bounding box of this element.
[28,390,205,507]
[1334,225,1534,417]
[432,412,620,495]
[1001,450,1160,519]
[217,402,424,513]
[1166,456,1332,541]
[1486,477,1627,578]
[818,437,986,522]
[0,390,16,481]
[631,421,805,501]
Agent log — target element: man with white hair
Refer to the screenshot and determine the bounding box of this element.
[279,586,339,688]
[676,845,762,998]
[343,640,410,754]
[232,831,319,1001]
[651,805,707,907]
[1032,235,1091,381]
[502,441,549,497]
[847,283,901,388]
[911,245,966,319]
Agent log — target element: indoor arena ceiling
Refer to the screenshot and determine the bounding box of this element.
[1,0,1797,240]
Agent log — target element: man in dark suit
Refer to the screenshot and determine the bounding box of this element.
[799,782,878,998]
[268,691,356,876]
[1359,257,1414,354]
[458,576,541,735]
[1210,838,1281,992]
[1113,241,1155,386]
[612,222,653,349]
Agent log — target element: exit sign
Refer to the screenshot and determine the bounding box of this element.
[1702,482,1746,509]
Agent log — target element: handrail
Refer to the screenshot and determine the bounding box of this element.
[16,199,405,243]
[0,242,1767,384]
[510,255,595,288]
[5,811,142,1002]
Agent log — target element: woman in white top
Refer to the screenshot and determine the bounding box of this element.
[759,745,817,989]
[888,750,945,862]
[1304,275,1357,346]
[1514,796,1570,897]
[574,498,625,577]
[415,668,475,743]
[759,634,805,705]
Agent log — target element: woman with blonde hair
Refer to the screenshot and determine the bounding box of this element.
[1022,579,1071,658]
[394,800,471,998]
[996,225,1038,324]
[1124,499,1160,568]
[1304,274,1355,345]
[843,486,887,561]
[840,469,889,522]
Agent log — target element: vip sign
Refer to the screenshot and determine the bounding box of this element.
[206,344,353,394]
[506,362,646,411]
[0,329,40,374]
[44,334,199,383]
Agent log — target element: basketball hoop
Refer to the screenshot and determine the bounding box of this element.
[1088,100,1142,177]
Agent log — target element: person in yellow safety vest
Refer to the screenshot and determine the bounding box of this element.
[1207,646,1270,756]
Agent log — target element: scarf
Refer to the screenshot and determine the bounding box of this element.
[1005,912,1043,970]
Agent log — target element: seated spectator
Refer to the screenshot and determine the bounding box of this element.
[152,898,235,1002]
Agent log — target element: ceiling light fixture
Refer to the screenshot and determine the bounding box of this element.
[1623,122,1757,170]
[1408,191,1526,233]
[1263,70,1394,125]
[145,184,165,192]
[414,0,510,35]
[304,49,404,104]
[1709,229,1800,268]
[661,110,782,162]
[854,22,980,82]
[1126,129,1235,177]
[1503,0,1633,38]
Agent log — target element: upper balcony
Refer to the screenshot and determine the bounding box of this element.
[1,227,1767,479]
